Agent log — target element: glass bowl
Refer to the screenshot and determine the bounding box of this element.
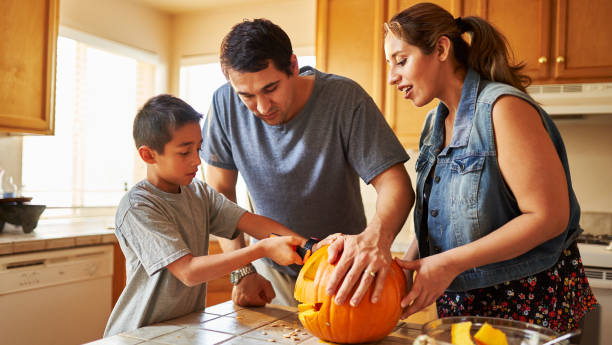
[422,316,568,345]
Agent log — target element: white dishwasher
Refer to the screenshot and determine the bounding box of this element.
[0,244,114,345]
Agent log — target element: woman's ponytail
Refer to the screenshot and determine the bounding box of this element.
[460,16,531,92]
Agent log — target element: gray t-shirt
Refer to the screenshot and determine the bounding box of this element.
[104,179,245,337]
[201,67,408,275]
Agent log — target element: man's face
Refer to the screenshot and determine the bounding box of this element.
[227,60,297,126]
[150,122,202,193]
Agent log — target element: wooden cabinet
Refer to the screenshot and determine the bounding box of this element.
[316,0,612,148]
[0,0,58,134]
[316,0,460,148]
[112,240,126,308]
[206,240,233,306]
[553,0,612,80]
[316,0,387,108]
[464,0,612,83]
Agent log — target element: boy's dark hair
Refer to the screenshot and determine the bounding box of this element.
[133,94,202,154]
[220,18,293,77]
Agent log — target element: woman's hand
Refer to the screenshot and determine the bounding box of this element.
[395,253,463,318]
[258,236,304,266]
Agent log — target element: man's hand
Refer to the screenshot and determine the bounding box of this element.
[325,228,393,307]
[312,233,343,252]
[232,273,275,307]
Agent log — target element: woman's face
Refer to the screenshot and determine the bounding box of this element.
[384,32,440,107]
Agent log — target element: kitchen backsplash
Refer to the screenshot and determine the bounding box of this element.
[581,211,612,235]
[0,135,23,192]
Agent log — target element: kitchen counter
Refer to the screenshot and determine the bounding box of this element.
[88,300,435,345]
[0,217,117,255]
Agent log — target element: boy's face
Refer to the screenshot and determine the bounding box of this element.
[227,57,299,126]
[148,122,202,193]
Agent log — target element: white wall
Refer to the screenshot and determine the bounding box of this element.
[60,0,171,72]
[0,135,22,194]
[556,120,612,213]
[169,0,316,94]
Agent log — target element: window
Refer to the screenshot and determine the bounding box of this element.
[179,54,315,209]
[21,29,159,216]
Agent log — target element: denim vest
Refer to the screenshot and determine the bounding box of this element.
[414,69,581,291]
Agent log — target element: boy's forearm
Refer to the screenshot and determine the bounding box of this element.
[168,244,265,287]
[237,212,305,241]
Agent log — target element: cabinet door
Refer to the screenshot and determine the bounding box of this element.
[384,0,460,149]
[463,0,553,81]
[316,0,387,107]
[0,0,58,134]
[554,0,612,80]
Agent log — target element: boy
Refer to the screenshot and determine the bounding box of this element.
[104,94,306,337]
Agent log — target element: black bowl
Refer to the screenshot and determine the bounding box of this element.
[0,204,46,233]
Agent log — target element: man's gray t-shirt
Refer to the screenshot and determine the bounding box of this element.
[104,179,245,337]
[201,67,409,275]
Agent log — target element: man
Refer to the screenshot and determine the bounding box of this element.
[201,18,414,308]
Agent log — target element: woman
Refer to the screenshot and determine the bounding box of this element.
[385,3,597,332]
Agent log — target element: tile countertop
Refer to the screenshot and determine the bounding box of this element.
[0,217,117,255]
[88,301,432,345]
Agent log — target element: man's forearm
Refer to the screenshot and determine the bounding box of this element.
[368,163,415,245]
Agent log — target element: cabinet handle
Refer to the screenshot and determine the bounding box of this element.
[538,56,548,64]
[556,56,565,63]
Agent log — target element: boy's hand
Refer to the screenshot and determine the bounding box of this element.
[259,236,304,266]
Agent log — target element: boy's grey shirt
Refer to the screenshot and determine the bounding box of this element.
[104,179,245,337]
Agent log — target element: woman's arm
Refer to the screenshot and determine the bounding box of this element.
[448,95,569,270]
[398,95,570,316]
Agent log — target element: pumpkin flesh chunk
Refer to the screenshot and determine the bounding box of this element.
[451,321,475,345]
[473,323,509,345]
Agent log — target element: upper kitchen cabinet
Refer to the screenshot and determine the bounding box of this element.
[316,0,460,148]
[553,0,612,80]
[316,0,387,108]
[0,0,59,134]
[316,0,612,149]
[464,0,612,83]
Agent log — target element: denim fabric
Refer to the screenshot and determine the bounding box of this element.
[415,69,581,291]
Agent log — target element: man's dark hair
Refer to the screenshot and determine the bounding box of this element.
[133,94,202,154]
[220,18,293,77]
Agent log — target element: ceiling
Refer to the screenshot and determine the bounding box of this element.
[129,0,266,14]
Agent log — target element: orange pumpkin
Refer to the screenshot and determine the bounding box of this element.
[294,245,406,344]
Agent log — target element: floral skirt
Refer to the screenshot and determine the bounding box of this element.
[436,242,598,332]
